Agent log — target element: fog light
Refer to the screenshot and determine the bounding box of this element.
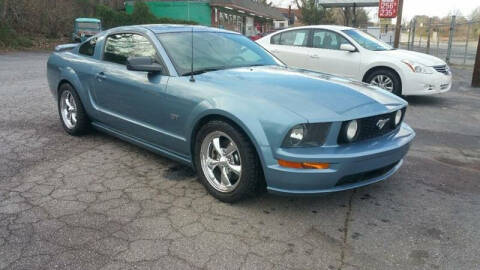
[394,110,402,126]
[425,84,434,90]
[278,159,330,169]
[345,120,358,142]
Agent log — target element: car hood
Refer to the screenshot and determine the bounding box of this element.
[375,49,446,66]
[199,66,406,122]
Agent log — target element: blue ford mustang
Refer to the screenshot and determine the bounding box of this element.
[47,25,415,202]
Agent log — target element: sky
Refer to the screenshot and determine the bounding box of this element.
[270,0,480,21]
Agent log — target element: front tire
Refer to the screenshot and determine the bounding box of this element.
[58,83,89,135]
[194,121,262,203]
[365,69,402,96]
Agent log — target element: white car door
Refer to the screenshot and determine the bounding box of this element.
[302,29,362,80]
[265,29,311,69]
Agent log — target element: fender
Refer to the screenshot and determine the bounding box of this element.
[185,97,306,171]
[361,61,406,86]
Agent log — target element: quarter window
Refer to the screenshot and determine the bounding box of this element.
[311,30,350,50]
[271,33,281,44]
[103,33,157,65]
[79,38,96,56]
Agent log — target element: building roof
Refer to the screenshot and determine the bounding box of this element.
[275,7,302,20]
[209,0,285,20]
[317,0,379,8]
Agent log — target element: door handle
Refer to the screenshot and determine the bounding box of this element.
[96,72,107,81]
[271,49,280,53]
[310,54,320,58]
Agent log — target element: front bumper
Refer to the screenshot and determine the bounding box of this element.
[263,123,415,195]
[402,71,452,96]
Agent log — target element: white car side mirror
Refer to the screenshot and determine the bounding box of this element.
[340,44,356,52]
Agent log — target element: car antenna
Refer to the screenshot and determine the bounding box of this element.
[189,27,195,82]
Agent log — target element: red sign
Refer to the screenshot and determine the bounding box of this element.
[379,0,398,18]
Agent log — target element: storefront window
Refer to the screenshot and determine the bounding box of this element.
[218,10,244,34]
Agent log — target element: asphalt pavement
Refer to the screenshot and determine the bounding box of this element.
[0,52,479,270]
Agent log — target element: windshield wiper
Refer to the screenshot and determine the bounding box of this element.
[182,66,225,76]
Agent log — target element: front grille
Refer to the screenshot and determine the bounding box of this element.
[335,162,399,187]
[433,65,449,75]
[338,108,406,144]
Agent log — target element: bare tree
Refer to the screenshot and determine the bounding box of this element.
[1,0,8,21]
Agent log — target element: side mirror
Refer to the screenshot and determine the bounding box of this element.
[127,56,163,73]
[340,44,357,52]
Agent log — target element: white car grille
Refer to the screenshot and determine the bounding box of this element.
[433,65,449,75]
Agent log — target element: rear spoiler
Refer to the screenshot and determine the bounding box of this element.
[55,43,78,52]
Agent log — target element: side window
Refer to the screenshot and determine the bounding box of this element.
[271,33,281,44]
[103,33,157,65]
[312,30,350,50]
[79,38,97,56]
[278,30,309,46]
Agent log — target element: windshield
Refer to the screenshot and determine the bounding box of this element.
[157,32,280,76]
[342,29,393,51]
[77,22,101,30]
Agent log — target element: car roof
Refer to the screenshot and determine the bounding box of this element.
[141,24,239,35]
[277,25,355,32]
[75,18,101,23]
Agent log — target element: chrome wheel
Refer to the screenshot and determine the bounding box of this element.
[60,90,77,129]
[370,74,394,92]
[200,131,242,193]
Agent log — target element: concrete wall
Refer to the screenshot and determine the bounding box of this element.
[125,1,212,26]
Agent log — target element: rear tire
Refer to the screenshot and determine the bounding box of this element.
[365,68,402,96]
[58,83,89,136]
[194,120,262,203]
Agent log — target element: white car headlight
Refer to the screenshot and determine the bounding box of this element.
[402,60,434,74]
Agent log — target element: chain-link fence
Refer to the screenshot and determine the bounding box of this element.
[398,16,480,66]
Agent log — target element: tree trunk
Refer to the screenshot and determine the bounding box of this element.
[2,0,8,21]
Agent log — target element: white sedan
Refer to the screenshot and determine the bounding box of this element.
[257,25,452,96]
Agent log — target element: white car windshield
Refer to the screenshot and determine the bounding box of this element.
[343,29,393,51]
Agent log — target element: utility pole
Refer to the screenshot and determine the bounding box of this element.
[446,15,456,63]
[472,35,480,87]
[393,0,403,48]
[426,18,432,54]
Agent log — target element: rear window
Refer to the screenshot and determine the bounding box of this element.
[270,30,309,46]
[77,22,101,30]
[79,38,96,56]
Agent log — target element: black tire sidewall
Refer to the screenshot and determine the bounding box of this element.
[366,69,402,96]
[194,121,260,203]
[57,84,89,135]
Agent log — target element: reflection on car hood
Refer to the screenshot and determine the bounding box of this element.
[200,66,407,122]
[376,49,446,66]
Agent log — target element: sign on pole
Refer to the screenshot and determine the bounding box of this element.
[379,0,398,18]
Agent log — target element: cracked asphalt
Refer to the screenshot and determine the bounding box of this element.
[1,52,480,270]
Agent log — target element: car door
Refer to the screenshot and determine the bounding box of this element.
[302,29,362,79]
[266,29,310,68]
[92,32,172,148]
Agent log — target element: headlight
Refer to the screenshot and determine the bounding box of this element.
[402,60,433,74]
[282,123,331,148]
[287,124,305,147]
[394,110,402,126]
